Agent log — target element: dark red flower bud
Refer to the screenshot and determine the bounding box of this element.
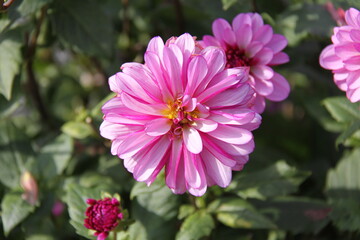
[84,198,123,240]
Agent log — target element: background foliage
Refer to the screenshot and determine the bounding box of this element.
[1,0,360,239]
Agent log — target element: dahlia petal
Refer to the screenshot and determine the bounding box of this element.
[202,35,221,47]
[253,25,273,45]
[201,149,232,187]
[104,112,148,125]
[319,45,343,70]
[223,28,236,46]
[118,131,156,159]
[133,136,170,182]
[254,77,274,96]
[212,18,232,46]
[335,43,360,59]
[208,124,253,145]
[346,72,360,91]
[209,109,256,125]
[144,51,173,100]
[347,87,360,102]
[145,118,171,136]
[97,232,108,240]
[197,47,226,92]
[110,138,123,155]
[121,93,164,116]
[250,13,264,31]
[232,13,252,32]
[266,34,288,53]
[343,56,360,71]
[252,65,274,80]
[202,138,237,167]
[146,36,165,57]
[209,137,255,156]
[166,139,184,189]
[121,62,162,101]
[175,33,196,59]
[235,24,252,49]
[247,41,263,58]
[266,73,290,101]
[269,52,290,65]
[251,94,266,113]
[186,55,208,96]
[198,67,248,102]
[100,120,142,140]
[345,8,360,28]
[205,84,253,108]
[193,119,218,132]
[183,127,203,154]
[116,72,157,103]
[252,47,274,65]
[109,74,121,93]
[163,45,183,95]
[183,149,202,188]
[188,185,207,197]
[242,112,262,131]
[350,29,360,42]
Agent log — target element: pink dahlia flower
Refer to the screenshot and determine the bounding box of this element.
[100,33,261,196]
[319,8,360,103]
[201,13,290,113]
[84,198,123,240]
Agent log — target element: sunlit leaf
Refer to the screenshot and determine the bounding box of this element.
[323,96,360,123]
[209,198,276,229]
[0,30,22,100]
[176,210,215,240]
[66,183,100,239]
[61,121,94,139]
[1,191,35,236]
[37,134,73,180]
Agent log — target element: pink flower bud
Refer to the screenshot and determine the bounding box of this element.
[20,171,38,206]
[84,198,123,240]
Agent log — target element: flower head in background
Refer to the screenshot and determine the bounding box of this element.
[84,198,123,240]
[320,8,360,103]
[100,33,261,196]
[201,13,290,113]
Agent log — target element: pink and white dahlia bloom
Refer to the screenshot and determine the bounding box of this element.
[201,13,290,113]
[319,8,360,103]
[100,33,261,196]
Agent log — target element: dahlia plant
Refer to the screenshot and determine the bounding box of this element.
[201,13,290,113]
[100,33,261,196]
[320,7,360,103]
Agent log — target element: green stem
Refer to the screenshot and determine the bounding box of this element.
[113,231,117,240]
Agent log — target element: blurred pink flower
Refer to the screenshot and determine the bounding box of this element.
[320,8,360,103]
[84,198,123,240]
[20,171,38,206]
[52,200,65,216]
[324,2,346,26]
[201,13,290,113]
[100,33,261,196]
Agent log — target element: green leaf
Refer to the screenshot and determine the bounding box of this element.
[16,0,53,16]
[326,148,360,199]
[323,96,360,123]
[176,210,215,240]
[66,183,100,239]
[50,0,114,57]
[0,30,22,100]
[336,120,360,146]
[61,121,94,139]
[221,0,238,10]
[1,191,35,236]
[178,204,196,220]
[0,121,34,188]
[228,160,310,199]
[129,177,180,240]
[254,197,330,234]
[210,198,276,229]
[37,134,73,180]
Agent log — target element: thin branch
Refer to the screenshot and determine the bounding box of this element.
[25,7,51,126]
[251,0,259,12]
[173,0,185,35]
